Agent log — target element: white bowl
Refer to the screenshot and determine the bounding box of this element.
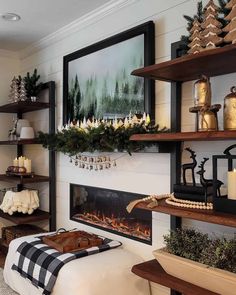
[20,127,34,139]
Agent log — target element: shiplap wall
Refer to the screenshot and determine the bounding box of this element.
[1,0,236,294]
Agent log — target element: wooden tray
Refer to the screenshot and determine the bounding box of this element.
[42,230,103,253]
[6,171,34,177]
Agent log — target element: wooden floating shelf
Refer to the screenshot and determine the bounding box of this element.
[0,139,39,145]
[131,44,236,82]
[0,101,50,113]
[130,130,236,142]
[0,174,49,184]
[0,209,50,224]
[132,260,218,295]
[136,199,236,228]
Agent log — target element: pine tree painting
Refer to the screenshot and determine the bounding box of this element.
[67,34,145,121]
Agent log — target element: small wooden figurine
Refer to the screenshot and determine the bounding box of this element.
[188,18,204,54]
[201,0,223,49]
[223,0,236,44]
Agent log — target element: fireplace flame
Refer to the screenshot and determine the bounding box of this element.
[73,210,151,241]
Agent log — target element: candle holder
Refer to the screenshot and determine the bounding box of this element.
[213,144,236,214]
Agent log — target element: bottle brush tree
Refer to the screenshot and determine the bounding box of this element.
[23,69,43,98]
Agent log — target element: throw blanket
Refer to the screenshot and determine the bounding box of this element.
[12,235,122,295]
[0,190,39,215]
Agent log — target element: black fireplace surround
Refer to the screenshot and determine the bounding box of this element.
[70,184,152,244]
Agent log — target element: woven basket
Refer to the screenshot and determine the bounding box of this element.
[2,224,45,245]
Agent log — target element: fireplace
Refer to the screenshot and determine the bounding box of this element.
[70,184,152,244]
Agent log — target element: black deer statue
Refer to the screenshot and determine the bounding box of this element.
[196,157,223,198]
[182,147,197,186]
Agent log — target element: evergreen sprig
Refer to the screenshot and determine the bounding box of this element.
[38,123,169,156]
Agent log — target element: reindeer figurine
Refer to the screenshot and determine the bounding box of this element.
[196,157,223,198]
[182,147,197,186]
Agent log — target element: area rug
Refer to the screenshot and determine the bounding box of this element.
[0,268,19,295]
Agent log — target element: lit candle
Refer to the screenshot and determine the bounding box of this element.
[124,117,129,128]
[13,158,18,167]
[146,114,151,125]
[18,156,25,167]
[24,158,32,173]
[228,168,236,200]
[142,112,147,122]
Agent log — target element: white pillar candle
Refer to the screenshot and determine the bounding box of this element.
[24,159,32,173]
[228,168,236,200]
[13,158,18,167]
[18,156,25,167]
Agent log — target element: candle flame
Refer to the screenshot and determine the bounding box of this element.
[234,168,236,172]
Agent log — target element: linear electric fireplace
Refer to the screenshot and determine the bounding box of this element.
[70,184,152,244]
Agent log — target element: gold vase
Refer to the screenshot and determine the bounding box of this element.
[224,86,236,130]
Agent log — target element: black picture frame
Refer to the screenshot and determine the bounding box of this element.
[63,21,155,124]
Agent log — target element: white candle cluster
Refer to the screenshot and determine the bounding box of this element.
[13,156,32,173]
[58,112,151,132]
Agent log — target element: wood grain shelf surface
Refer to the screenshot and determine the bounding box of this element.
[136,199,236,228]
[131,44,236,82]
[0,101,50,113]
[0,209,50,224]
[130,130,236,142]
[0,174,49,184]
[132,260,219,295]
[0,139,39,145]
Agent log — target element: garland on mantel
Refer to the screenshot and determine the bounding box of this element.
[38,118,169,156]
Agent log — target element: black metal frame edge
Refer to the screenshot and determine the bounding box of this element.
[16,81,56,231]
[170,41,183,295]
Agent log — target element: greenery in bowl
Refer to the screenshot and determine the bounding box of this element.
[163,228,236,273]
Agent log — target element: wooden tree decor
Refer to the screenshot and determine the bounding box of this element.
[188,18,204,54]
[223,0,236,44]
[201,0,223,49]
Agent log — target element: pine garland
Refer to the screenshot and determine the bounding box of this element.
[38,122,169,156]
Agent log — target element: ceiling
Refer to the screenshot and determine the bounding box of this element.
[0,0,111,52]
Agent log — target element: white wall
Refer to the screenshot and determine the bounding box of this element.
[1,0,235,294]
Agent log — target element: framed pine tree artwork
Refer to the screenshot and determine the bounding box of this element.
[63,21,155,124]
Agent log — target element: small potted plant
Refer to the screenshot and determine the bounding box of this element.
[23,69,43,101]
[153,228,236,295]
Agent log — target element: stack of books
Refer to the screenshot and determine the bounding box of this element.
[173,184,213,202]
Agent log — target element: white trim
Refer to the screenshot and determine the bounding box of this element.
[0,49,19,59]
[19,0,137,59]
